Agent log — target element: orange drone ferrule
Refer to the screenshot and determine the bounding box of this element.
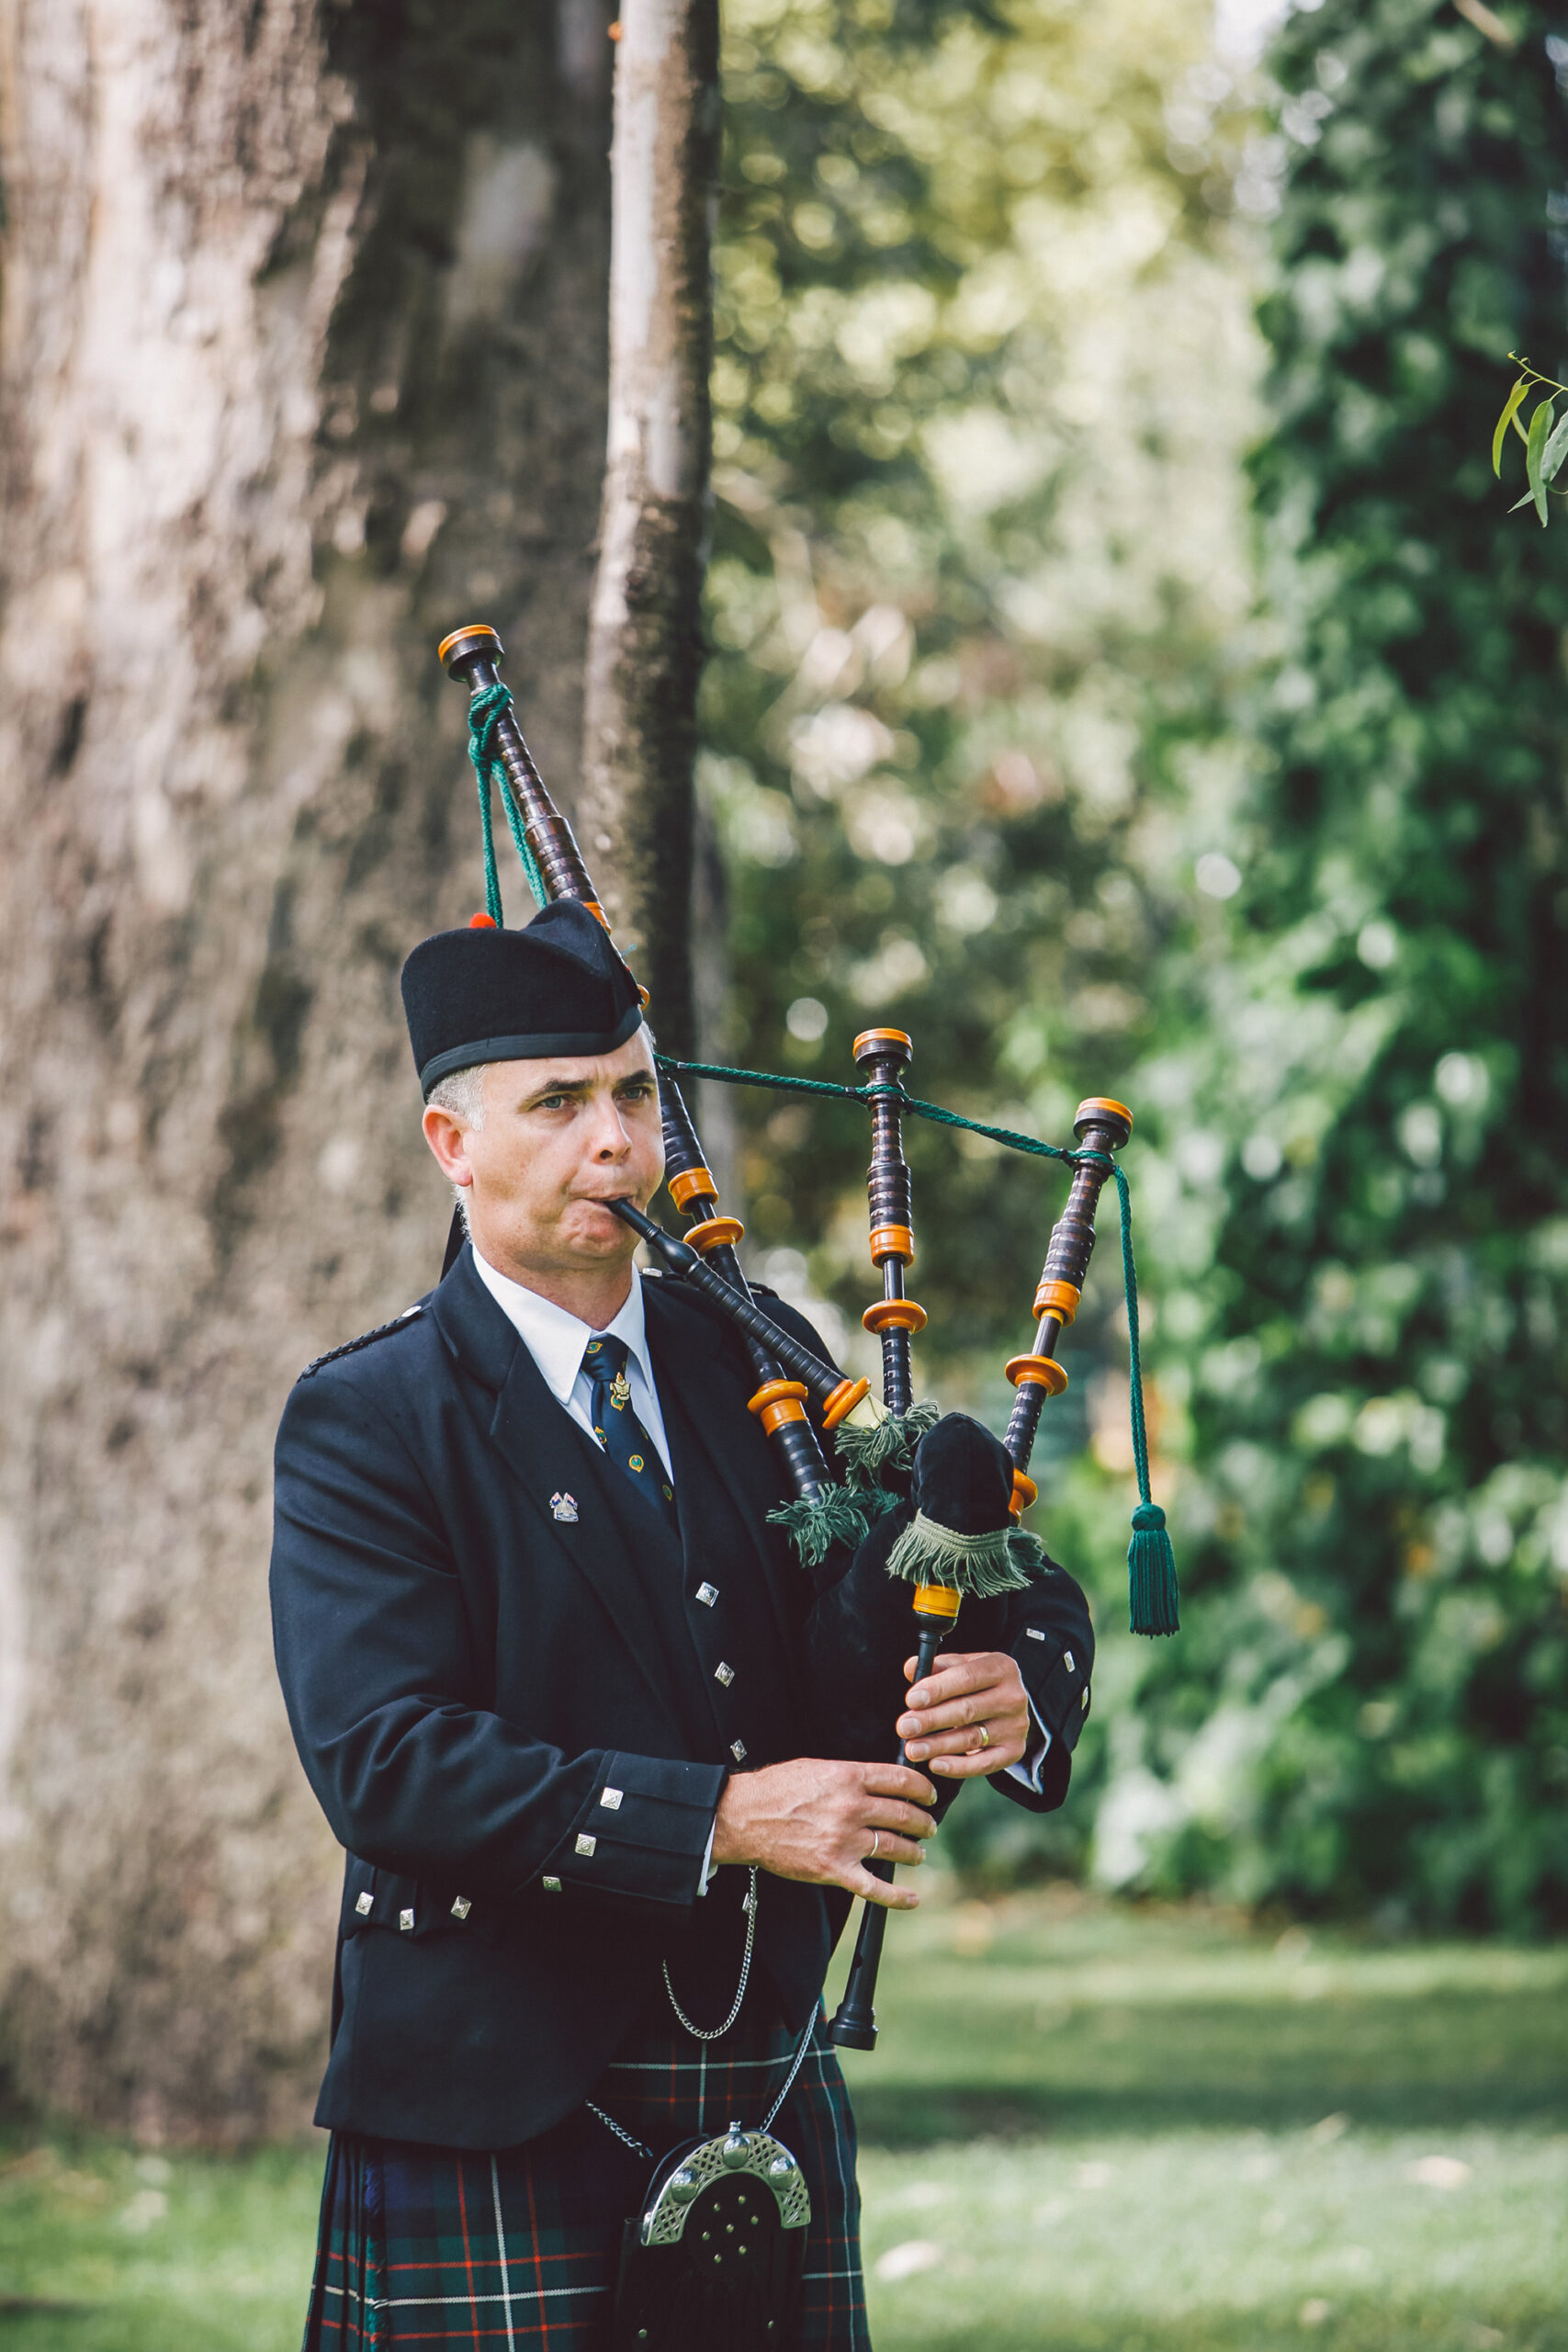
[911,1583,963,1623]
[868,1224,914,1266]
[1032,1278,1081,1327]
[1076,1095,1134,1135]
[667,1167,717,1214]
[863,1298,927,1337]
[685,1215,745,1255]
[1009,1469,1039,1521]
[747,1378,809,1434]
[1005,1354,1069,1395]
[822,1377,872,1430]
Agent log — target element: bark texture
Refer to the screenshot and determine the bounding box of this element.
[578,0,720,1056]
[0,0,613,2140]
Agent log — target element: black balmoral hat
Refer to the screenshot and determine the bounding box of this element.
[400,899,644,1098]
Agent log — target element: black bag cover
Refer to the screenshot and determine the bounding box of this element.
[612,2122,810,2352]
[807,1412,1015,1762]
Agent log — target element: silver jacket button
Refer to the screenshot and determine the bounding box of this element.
[715,1661,735,1687]
[450,1896,471,1920]
[399,1907,415,1932]
[576,1833,597,1858]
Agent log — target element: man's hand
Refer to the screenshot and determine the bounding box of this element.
[712,1758,937,1910]
[897,1651,1032,1778]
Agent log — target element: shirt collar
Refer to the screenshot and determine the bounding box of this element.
[469,1246,652,1408]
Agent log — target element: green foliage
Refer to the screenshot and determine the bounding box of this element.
[1121,0,1568,1932]
[705,0,1263,1881]
[705,0,1257,1401]
[708,0,1568,1928]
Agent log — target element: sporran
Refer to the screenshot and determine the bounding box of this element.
[590,1871,817,2352]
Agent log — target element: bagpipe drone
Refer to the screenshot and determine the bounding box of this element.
[436,623,1179,2053]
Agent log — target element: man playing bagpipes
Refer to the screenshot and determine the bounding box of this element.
[269,637,1100,2351]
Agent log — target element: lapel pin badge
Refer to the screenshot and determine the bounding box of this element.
[550,1491,579,1523]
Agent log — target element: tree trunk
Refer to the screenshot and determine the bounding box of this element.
[578,0,719,1057]
[0,0,614,2140]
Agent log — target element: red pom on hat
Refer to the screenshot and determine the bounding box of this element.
[468,911,498,929]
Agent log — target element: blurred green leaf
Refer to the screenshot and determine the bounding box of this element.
[1539,407,1568,487]
[1492,374,1529,472]
[1526,396,1555,523]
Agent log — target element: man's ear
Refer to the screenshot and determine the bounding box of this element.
[422,1103,474,1189]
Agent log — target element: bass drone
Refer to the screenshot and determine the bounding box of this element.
[435,623,1178,2343]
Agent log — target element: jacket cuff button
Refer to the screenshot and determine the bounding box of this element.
[399,1907,415,1932]
[575,1833,597,1858]
[355,1891,373,1917]
[543,1875,562,1893]
[450,1896,471,1920]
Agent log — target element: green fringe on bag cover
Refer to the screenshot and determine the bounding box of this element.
[885,1509,1043,1598]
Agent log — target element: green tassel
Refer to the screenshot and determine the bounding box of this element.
[768,1479,899,1571]
[1128,1502,1179,1636]
[831,1399,939,1487]
[885,1510,1043,1598]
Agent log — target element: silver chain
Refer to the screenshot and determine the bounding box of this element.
[586,1866,821,2160]
[586,2000,822,2164]
[760,2002,821,2136]
[585,2099,654,2161]
[660,1866,758,2041]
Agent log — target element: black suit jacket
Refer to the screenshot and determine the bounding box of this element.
[270,1244,1094,2148]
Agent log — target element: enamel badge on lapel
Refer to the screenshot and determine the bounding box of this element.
[550,1492,579,1522]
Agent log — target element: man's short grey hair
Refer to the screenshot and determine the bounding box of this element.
[426,1064,487,1131]
[425,1064,487,1235]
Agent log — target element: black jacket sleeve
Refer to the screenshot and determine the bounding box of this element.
[269,1366,722,1912]
[987,1557,1096,1814]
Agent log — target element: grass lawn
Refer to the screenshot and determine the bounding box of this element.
[2,1889,1564,2349]
[834,1890,1568,2352]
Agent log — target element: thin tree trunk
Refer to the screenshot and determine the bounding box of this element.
[578,0,720,1057]
[0,0,613,2140]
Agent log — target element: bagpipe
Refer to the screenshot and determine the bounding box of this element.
[437,623,1178,2051]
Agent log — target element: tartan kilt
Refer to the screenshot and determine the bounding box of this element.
[301,1997,868,2350]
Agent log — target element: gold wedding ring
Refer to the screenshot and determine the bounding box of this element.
[976,1723,990,1752]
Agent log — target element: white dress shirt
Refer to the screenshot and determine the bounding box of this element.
[470,1246,1048,1818]
[470,1251,672,1478]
